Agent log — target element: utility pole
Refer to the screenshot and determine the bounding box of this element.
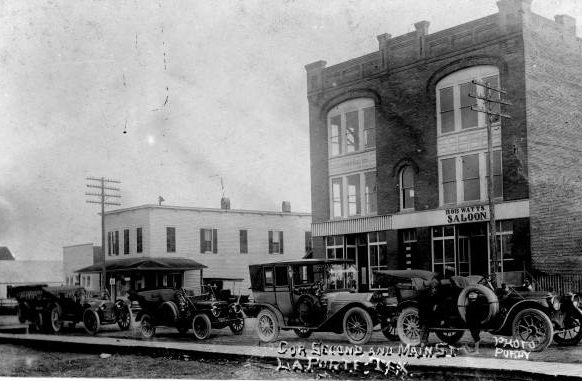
[86,177,121,296]
[470,80,511,286]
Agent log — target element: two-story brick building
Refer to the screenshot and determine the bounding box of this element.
[305,0,582,290]
[77,200,311,294]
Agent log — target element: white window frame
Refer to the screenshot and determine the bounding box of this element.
[330,170,377,219]
[436,66,500,135]
[399,166,415,211]
[368,232,388,290]
[200,228,216,254]
[269,230,284,255]
[431,226,457,275]
[326,236,344,260]
[439,150,502,206]
[327,98,375,158]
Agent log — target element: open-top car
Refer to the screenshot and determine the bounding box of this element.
[245,259,390,345]
[128,286,244,340]
[375,269,582,351]
[10,284,132,335]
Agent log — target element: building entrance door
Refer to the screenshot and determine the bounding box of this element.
[357,242,369,292]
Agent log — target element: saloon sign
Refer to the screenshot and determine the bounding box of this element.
[445,205,489,224]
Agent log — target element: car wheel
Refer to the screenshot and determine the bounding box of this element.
[381,319,399,341]
[554,308,582,346]
[50,304,63,333]
[116,304,132,331]
[397,306,421,346]
[512,308,554,352]
[83,309,101,336]
[436,330,464,345]
[192,313,212,340]
[229,317,245,335]
[256,309,280,342]
[293,328,312,339]
[343,307,373,345]
[140,314,156,338]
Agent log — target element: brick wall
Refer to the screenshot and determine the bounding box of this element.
[523,13,582,274]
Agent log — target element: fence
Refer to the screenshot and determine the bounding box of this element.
[531,273,582,295]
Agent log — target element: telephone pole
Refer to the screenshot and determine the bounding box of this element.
[86,177,121,295]
[470,80,511,286]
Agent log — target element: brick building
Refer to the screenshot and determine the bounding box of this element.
[305,0,582,290]
[76,200,311,294]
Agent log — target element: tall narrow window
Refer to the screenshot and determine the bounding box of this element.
[200,229,217,254]
[331,178,343,218]
[113,231,119,256]
[347,174,361,216]
[442,158,457,204]
[269,231,284,254]
[462,154,480,201]
[439,87,455,133]
[460,82,478,129]
[432,226,456,275]
[368,231,388,289]
[345,111,359,153]
[136,227,143,253]
[123,229,130,255]
[363,107,375,148]
[400,166,415,210]
[486,150,503,198]
[364,171,377,214]
[240,230,248,254]
[330,115,342,156]
[107,232,113,256]
[166,227,176,253]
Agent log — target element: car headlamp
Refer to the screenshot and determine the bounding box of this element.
[231,303,242,314]
[99,304,107,311]
[211,303,221,317]
[547,296,561,311]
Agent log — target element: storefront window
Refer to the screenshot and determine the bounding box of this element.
[326,236,344,259]
[368,231,388,289]
[432,226,456,275]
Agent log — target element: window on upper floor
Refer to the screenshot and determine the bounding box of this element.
[136,227,143,253]
[108,231,119,256]
[399,166,415,211]
[440,150,502,205]
[200,228,217,254]
[123,229,130,255]
[269,230,284,254]
[436,66,500,134]
[328,98,375,157]
[240,229,248,254]
[330,171,377,219]
[166,227,176,253]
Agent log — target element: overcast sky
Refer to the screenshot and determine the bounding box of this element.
[1,0,581,261]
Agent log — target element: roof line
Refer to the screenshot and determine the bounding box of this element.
[104,204,311,217]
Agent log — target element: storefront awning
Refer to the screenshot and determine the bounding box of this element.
[75,257,207,273]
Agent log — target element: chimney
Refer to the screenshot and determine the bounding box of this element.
[282,201,291,213]
[220,197,231,210]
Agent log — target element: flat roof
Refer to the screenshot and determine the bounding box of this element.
[249,258,355,267]
[104,204,311,217]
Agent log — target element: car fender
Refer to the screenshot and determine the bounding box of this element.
[322,301,378,331]
[253,303,285,326]
[497,300,552,333]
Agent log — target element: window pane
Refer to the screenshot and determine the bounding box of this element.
[332,178,343,217]
[461,107,478,129]
[445,239,455,263]
[335,236,344,245]
[330,115,341,156]
[369,246,378,266]
[378,245,388,266]
[364,172,377,214]
[441,111,455,133]
[486,151,503,198]
[439,87,454,111]
[444,226,455,236]
[443,183,457,204]
[402,167,414,188]
[345,111,359,153]
[433,241,443,263]
[442,158,456,182]
[136,227,143,253]
[363,107,375,148]
[347,174,361,216]
[460,82,476,107]
[464,179,480,201]
[378,231,386,242]
[275,266,289,287]
[462,154,480,201]
[442,158,456,204]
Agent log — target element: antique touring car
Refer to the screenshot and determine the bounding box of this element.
[245,259,392,345]
[128,286,244,339]
[375,269,582,351]
[10,284,132,335]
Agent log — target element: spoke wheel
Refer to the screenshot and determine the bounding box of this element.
[140,314,156,338]
[343,307,373,345]
[554,309,582,346]
[192,313,212,340]
[397,306,421,346]
[512,308,554,352]
[436,330,464,345]
[117,305,132,331]
[83,309,101,336]
[256,309,280,343]
[293,328,312,339]
[50,305,63,334]
[229,316,245,335]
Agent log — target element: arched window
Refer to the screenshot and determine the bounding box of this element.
[400,166,415,210]
[327,98,375,157]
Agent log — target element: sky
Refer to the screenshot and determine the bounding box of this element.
[1,0,581,261]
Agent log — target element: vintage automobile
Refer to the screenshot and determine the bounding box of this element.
[203,277,250,305]
[375,269,582,352]
[245,259,390,345]
[128,286,244,340]
[10,284,132,335]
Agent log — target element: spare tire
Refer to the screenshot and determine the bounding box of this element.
[295,294,322,326]
[457,284,499,325]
